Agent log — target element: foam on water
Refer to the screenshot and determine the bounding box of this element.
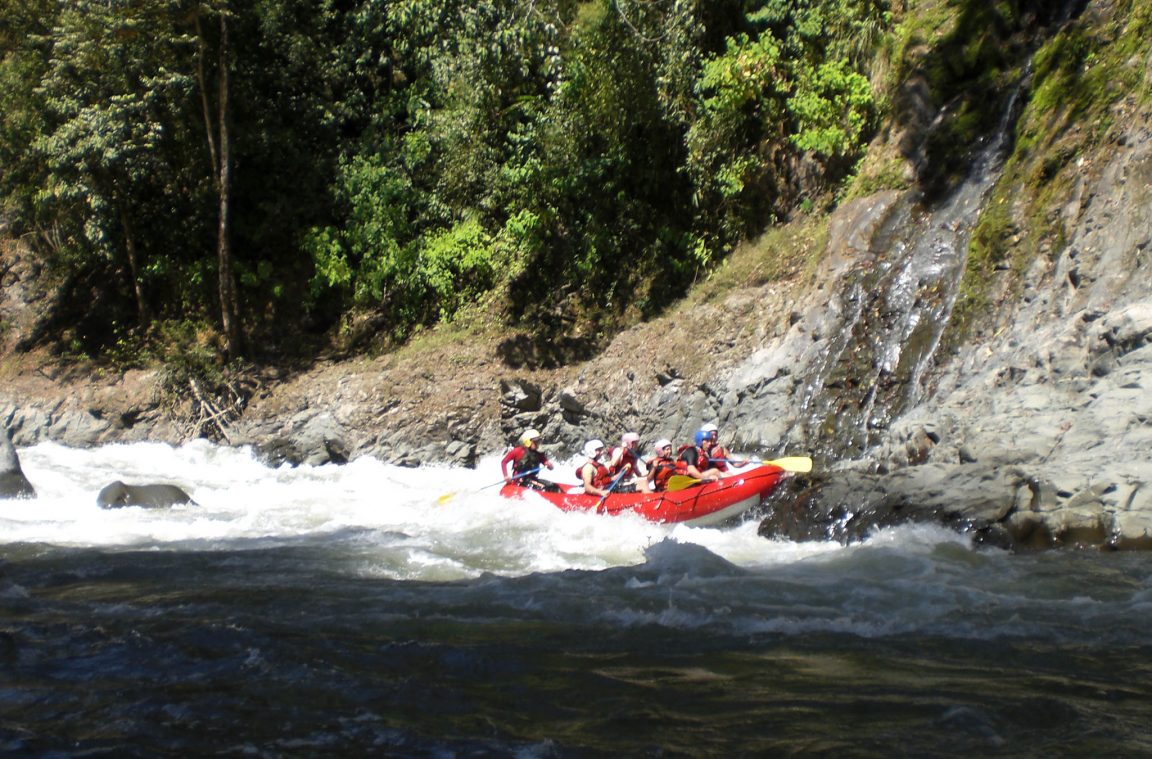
[9,440,1152,647]
[7,442,836,578]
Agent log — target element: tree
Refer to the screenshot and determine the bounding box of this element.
[1,0,893,363]
[685,1,883,239]
[0,0,56,230]
[193,1,240,357]
[32,0,197,330]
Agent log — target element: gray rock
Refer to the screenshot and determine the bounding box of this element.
[444,439,476,467]
[97,481,196,509]
[558,387,587,417]
[759,463,1021,545]
[500,379,542,416]
[0,427,35,499]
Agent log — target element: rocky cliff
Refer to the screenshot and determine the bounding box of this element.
[754,118,1152,550]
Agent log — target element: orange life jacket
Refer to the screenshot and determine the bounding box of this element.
[710,445,730,472]
[647,455,684,491]
[575,459,612,489]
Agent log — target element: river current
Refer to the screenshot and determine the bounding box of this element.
[2,440,1151,756]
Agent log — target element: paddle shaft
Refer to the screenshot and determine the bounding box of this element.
[495,466,542,489]
[711,456,812,473]
[438,466,542,504]
[595,469,630,512]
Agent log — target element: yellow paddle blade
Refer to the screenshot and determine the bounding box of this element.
[764,456,813,473]
[666,475,701,492]
[436,492,457,505]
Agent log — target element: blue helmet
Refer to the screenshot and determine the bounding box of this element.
[694,429,709,446]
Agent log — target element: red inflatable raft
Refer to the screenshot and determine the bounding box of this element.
[499,464,790,527]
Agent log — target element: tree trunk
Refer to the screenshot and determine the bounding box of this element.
[195,13,219,179]
[216,8,240,358]
[120,208,150,329]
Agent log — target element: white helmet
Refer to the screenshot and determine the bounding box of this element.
[653,438,672,454]
[583,439,605,458]
[520,429,541,445]
[621,431,640,444]
[701,423,719,434]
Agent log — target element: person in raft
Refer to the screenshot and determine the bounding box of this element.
[607,431,650,493]
[677,429,723,483]
[501,428,559,492]
[577,439,617,497]
[700,422,749,472]
[646,439,682,492]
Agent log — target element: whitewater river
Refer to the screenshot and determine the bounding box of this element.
[3,441,1151,755]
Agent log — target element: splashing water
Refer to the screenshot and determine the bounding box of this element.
[3,441,1152,755]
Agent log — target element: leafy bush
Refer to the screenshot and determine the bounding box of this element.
[416,218,496,321]
[304,154,417,307]
[788,58,874,158]
[155,318,225,395]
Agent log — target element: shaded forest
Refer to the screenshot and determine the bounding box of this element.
[0,0,1120,373]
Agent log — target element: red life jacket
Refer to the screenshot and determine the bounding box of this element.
[575,459,612,489]
[710,445,730,472]
[647,455,684,491]
[610,446,640,477]
[676,444,709,471]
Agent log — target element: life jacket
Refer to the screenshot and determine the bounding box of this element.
[575,459,612,489]
[610,446,641,477]
[514,446,547,475]
[676,444,709,471]
[647,455,684,491]
[710,445,730,472]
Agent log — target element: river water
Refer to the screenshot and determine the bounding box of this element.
[3,441,1151,756]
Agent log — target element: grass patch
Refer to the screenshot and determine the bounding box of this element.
[388,302,507,364]
[841,155,912,202]
[690,214,829,305]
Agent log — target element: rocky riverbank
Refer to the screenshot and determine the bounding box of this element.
[4,112,1151,553]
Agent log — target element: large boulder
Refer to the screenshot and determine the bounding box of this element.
[97,481,196,509]
[0,427,35,499]
[758,463,1022,546]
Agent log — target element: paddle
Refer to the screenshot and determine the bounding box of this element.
[595,469,630,513]
[710,456,813,473]
[666,474,703,492]
[667,456,815,491]
[437,467,541,505]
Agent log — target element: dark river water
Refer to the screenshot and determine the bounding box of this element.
[3,442,1151,756]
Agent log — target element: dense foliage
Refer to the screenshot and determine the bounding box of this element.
[1,0,892,362]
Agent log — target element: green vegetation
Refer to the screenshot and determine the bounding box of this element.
[0,0,890,367]
[949,188,1015,338]
[3,0,1143,373]
[948,0,1150,344]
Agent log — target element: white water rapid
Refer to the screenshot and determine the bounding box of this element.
[4,440,1152,755]
[5,440,853,579]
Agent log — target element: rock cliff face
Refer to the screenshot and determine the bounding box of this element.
[864,124,1152,549]
[690,114,1149,550]
[3,4,1150,550]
